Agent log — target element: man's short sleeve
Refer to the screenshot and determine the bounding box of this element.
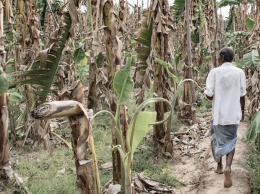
[240,71,246,97]
[204,70,215,97]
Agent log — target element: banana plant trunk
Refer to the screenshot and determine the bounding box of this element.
[87,0,100,113]
[151,0,174,148]
[32,82,101,194]
[183,0,196,124]
[118,0,125,35]
[151,2,164,142]
[103,0,123,185]
[0,1,12,180]
[0,87,12,180]
[256,1,260,27]
[153,63,166,141]
[212,0,219,67]
[0,93,11,179]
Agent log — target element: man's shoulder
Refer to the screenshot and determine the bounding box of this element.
[219,63,244,72]
[211,66,223,73]
[232,65,245,74]
[210,63,245,74]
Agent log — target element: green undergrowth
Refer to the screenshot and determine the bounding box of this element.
[133,138,181,187]
[92,115,113,186]
[13,117,114,193]
[247,145,260,194]
[14,146,77,194]
[196,95,212,109]
[171,113,183,132]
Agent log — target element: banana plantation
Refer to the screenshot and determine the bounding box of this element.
[0,0,259,193]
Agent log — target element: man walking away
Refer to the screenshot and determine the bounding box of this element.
[204,47,246,188]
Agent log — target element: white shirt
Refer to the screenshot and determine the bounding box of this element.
[204,62,246,125]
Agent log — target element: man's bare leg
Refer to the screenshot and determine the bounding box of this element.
[214,157,223,174]
[226,148,235,170]
[224,148,235,188]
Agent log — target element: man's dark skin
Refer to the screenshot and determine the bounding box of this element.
[206,54,246,174]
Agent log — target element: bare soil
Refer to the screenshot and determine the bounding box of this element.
[172,122,251,194]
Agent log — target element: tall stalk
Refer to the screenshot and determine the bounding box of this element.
[0,1,12,180]
[183,0,196,124]
[103,0,123,185]
[212,0,218,67]
[87,0,99,112]
[151,0,174,145]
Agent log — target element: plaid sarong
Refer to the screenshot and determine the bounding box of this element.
[210,121,238,162]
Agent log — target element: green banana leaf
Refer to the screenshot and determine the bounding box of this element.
[73,47,86,65]
[242,50,260,69]
[9,92,23,102]
[245,17,255,31]
[6,59,16,75]
[127,111,156,157]
[135,18,152,69]
[96,53,105,68]
[39,0,47,27]
[173,0,185,22]
[113,57,134,105]
[153,57,178,84]
[198,2,205,27]
[10,13,72,102]
[225,6,235,31]
[246,111,260,142]
[135,29,151,47]
[0,74,9,96]
[219,0,242,7]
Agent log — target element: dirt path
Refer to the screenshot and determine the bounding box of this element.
[172,121,251,194]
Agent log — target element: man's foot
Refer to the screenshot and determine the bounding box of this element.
[224,169,232,188]
[214,164,223,174]
[214,169,223,174]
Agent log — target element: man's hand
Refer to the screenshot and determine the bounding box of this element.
[241,111,244,121]
[206,95,213,100]
[240,96,245,121]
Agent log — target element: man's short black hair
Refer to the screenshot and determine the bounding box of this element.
[219,47,234,62]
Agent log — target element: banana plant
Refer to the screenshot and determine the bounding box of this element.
[219,0,242,7]
[0,1,12,180]
[243,50,260,69]
[153,57,179,86]
[10,12,72,103]
[112,97,172,194]
[0,71,9,96]
[96,56,172,193]
[245,17,255,31]
[246,110,260,151]
[134,16,153,105]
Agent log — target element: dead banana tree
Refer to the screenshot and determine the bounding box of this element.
[203,0,214,70]
[32,82,101,194]
[245,26,260,119]
[182,0,196,124]
[134,0,175,155]
[87,0,105,113]
[0,1,12,180]
[150,0,175,155]
[103,0,124,185]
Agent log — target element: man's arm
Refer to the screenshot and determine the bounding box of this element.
[240,70,246,121]
[240,95,245,121]
[204,70,214,100]
[206,95,213,100]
